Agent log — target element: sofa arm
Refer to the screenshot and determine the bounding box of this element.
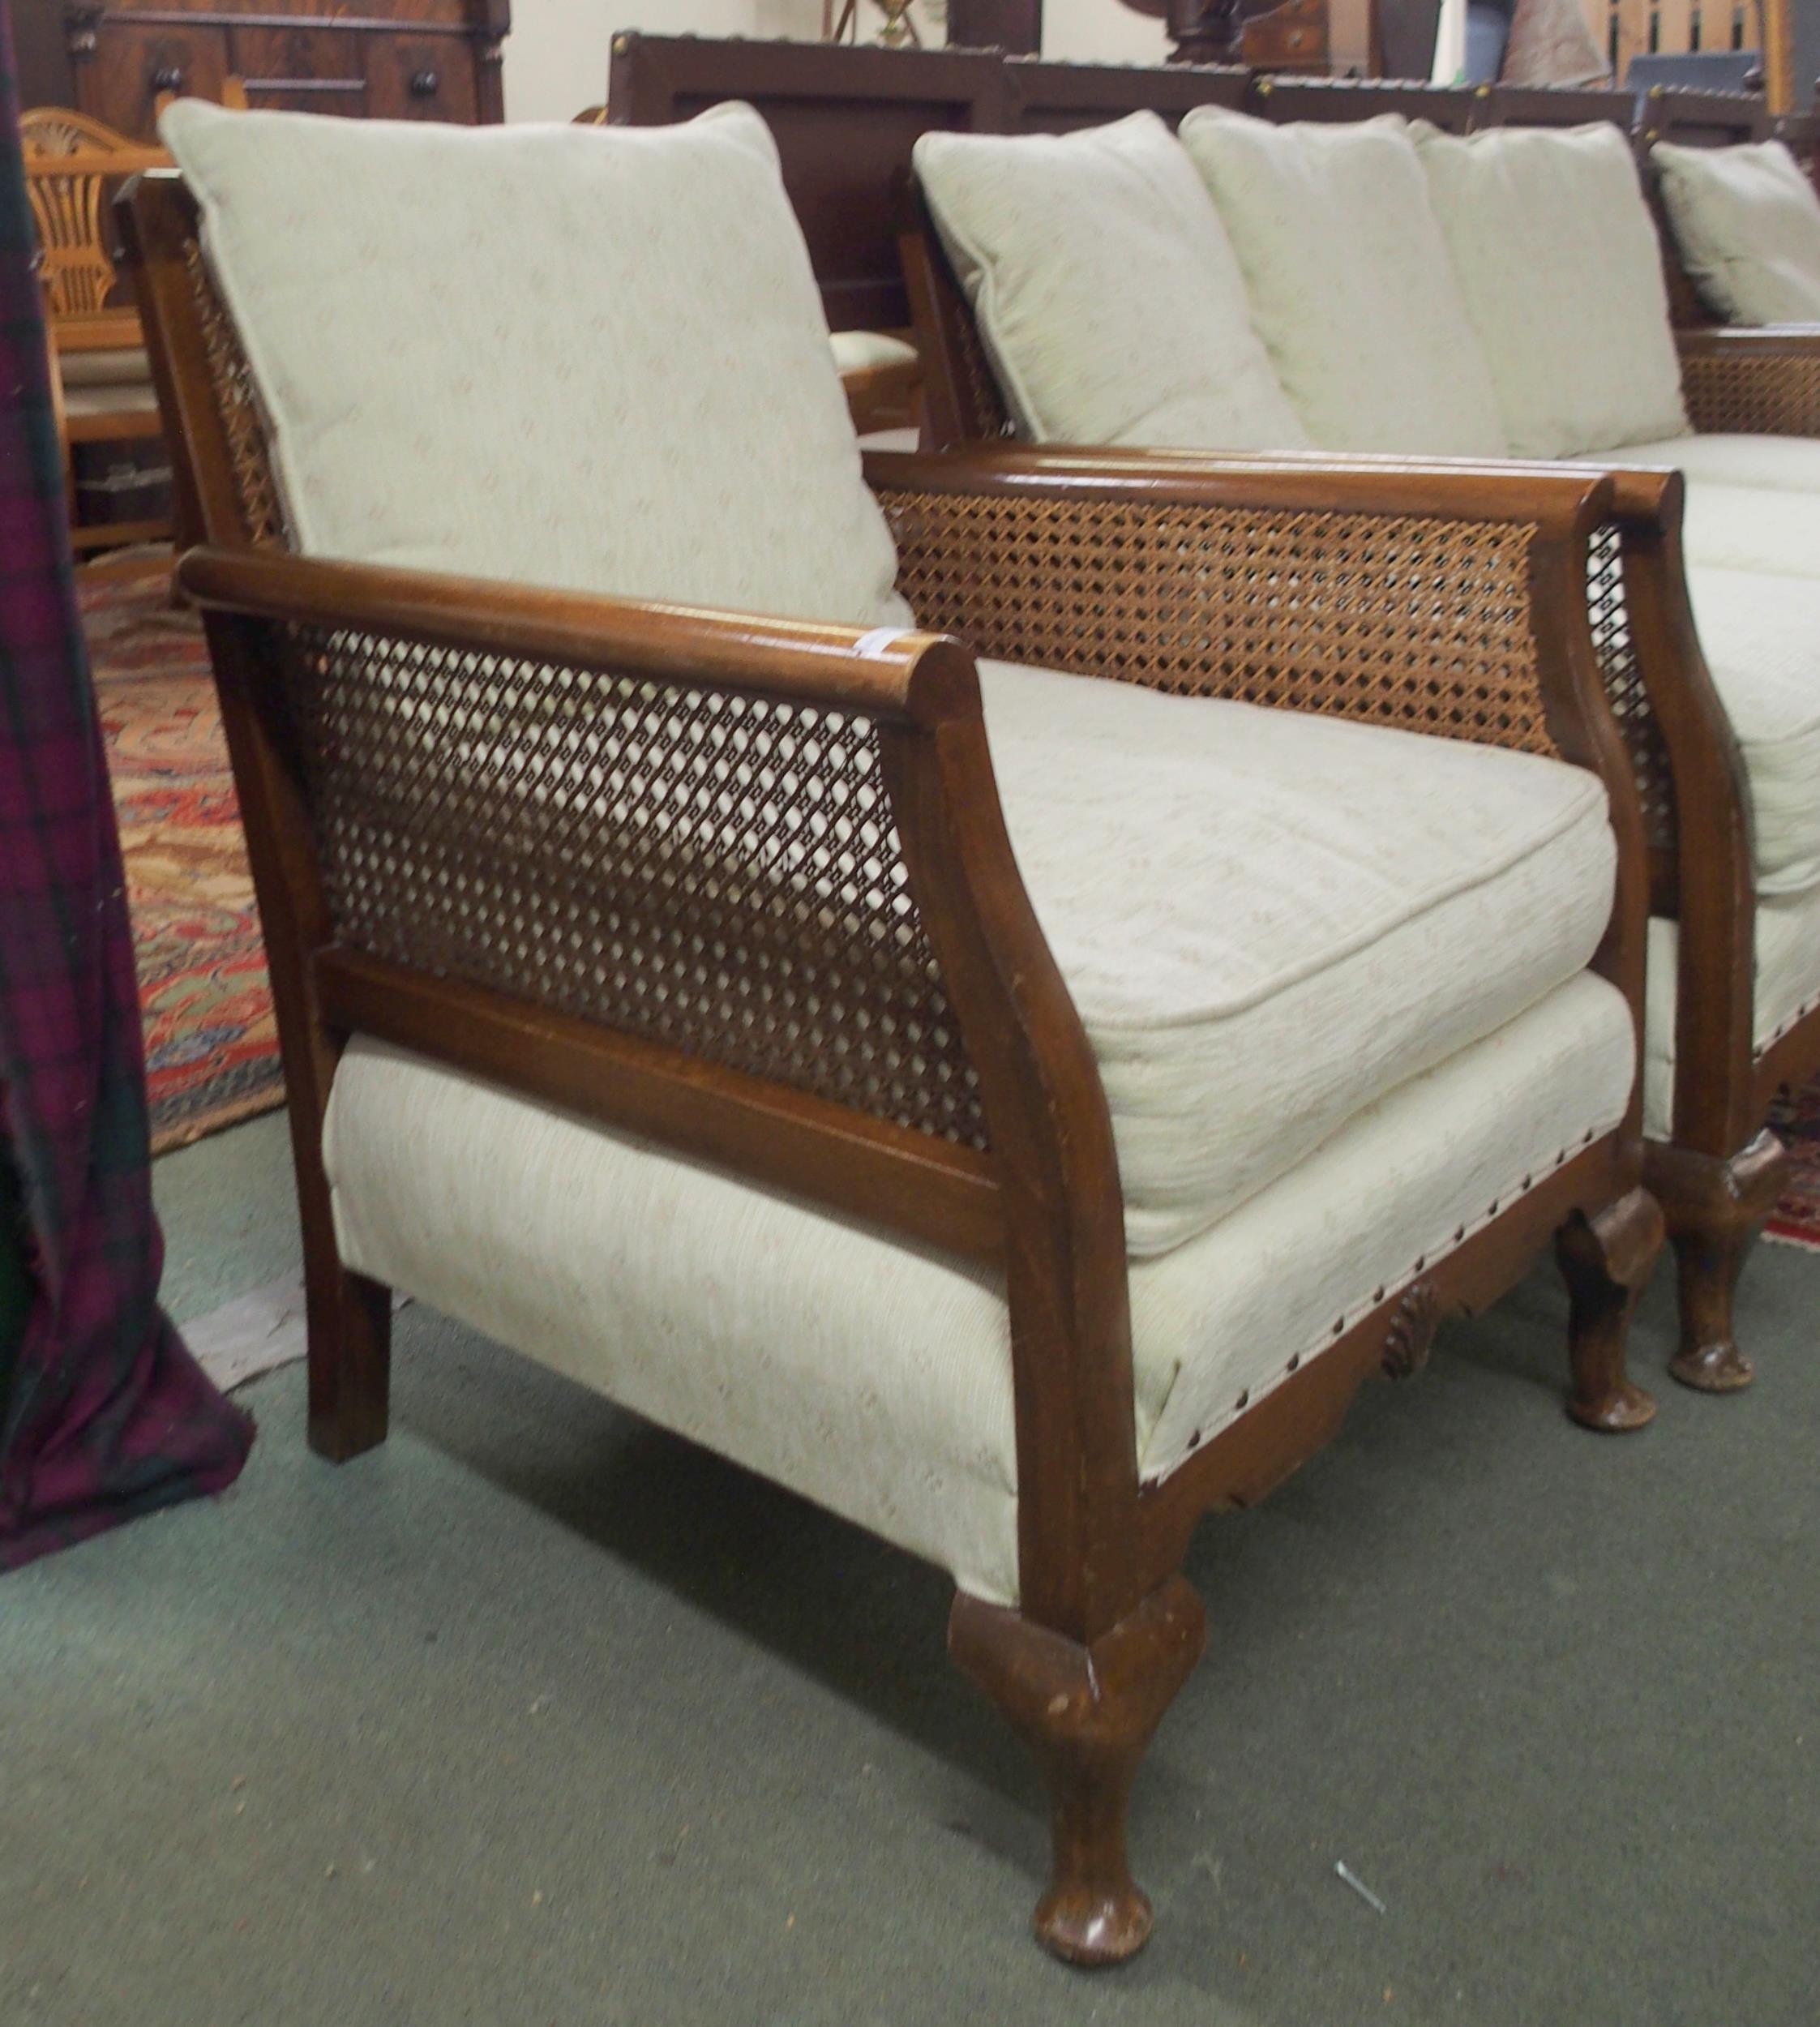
[176,545,1086,1258]
[1677,328,1820,437]
[867,445,1617,769]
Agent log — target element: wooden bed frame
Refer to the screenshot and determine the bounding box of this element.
[124,161,1664,1965]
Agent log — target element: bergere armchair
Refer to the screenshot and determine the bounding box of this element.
[128,101,1661,1965]
[906,105,1820,1403]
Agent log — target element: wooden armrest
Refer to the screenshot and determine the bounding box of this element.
[178,546,974,728]
[175,543,1114,1273]
[865,445,1621,778]
[1676,326,1820,436]
[866,444,1615,538]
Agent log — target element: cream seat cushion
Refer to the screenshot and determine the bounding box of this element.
[1681,568,1820,897]
[1653,140,1820,327]
[1417,122,1689,459]
[970,662,1615,1253]
[913,113,1308,451]
[1677,482,1820,578]
[1644,881,1820,1140]
[328,973,1634,1607]
[1176,108,1507,458]
[160,99,910,630]
[1570,432,1820,493]
[829,330,918,375]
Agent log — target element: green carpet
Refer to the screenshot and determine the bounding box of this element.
[2,1116,1815,2027]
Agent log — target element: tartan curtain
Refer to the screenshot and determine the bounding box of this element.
[0,0,252,1570]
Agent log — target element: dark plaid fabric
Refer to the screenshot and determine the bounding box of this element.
[0,1,252,1571]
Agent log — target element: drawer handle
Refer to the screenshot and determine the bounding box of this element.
[410,68,439,98]
[152,65,185,92]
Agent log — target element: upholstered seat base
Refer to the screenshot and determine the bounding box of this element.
[1681,568,1820,897]
[324,972,1633,1610]
[1643,883,1820,1141]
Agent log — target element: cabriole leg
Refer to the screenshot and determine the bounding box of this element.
[1652,1132,1787,1395]
[1557,1188,1662,1433]
[949,1575,1206,1967]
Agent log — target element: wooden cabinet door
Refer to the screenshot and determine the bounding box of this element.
[364,35,480,123]
[229,25,368,117]
[84,24,229,139]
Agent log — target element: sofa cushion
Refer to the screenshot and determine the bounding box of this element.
[1417,122,1689,459]
[1570,432,1820,492]
[1654,140,1820,327]
[160,100,910,630]
[1177,108,1507,457]
[327,975,1633,1604]
[974,659,1615,1254]
[1683,568,1820,896]
[913,113,1307,452]
[1678,482,1820,578]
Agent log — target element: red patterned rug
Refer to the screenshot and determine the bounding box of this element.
[80,562,285,1154]
[1766,1082,1820,1252]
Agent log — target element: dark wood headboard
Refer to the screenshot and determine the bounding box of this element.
[606,35,1248,331]
[606,36,1732,333]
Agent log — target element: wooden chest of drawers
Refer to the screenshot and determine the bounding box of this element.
[61,1,511,140]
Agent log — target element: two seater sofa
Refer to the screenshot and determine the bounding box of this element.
[906,96,1820,1399]
[128,100,1668,1963]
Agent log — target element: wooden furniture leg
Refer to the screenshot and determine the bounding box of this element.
[306,1259,392,1462]
[1651,1132,1788,1395]
[949,1577,1207,1967]
[1557,1187,1663,1433]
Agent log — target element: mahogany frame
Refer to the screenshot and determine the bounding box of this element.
[124,166,1664,1967]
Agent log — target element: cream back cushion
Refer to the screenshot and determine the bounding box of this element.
[1417,122,1689,459]
[160,101,910,628]
[914,113,1308,451]
[1653,140,1820,327]
[1178,108,1507,457]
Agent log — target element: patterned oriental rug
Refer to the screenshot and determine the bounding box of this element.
[1766,1084,1820,1253]
[79,564,285,1153]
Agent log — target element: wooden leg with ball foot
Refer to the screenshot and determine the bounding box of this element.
[949,1576,1206,1966]
[1557,1189,1662,1433]
[1649,1131,1787,1395]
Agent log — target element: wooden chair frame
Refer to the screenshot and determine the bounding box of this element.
[24,109,173,551]
[903,174,1820,1395]
[124,167,1664,1965]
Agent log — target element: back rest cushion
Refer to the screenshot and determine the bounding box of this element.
[161,101,910,628]
[914,113,1308,452]
[1653,139,1820,326]
[1416,122,1689,459]
[1178,108,1508,458]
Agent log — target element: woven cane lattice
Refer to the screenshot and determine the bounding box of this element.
[276,623,987,1148]
[882,486,1561,757]
[1587,525,1677,855]
[184,238,285,546]
[1681,348,1820,438]
[949,287,1016,443]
